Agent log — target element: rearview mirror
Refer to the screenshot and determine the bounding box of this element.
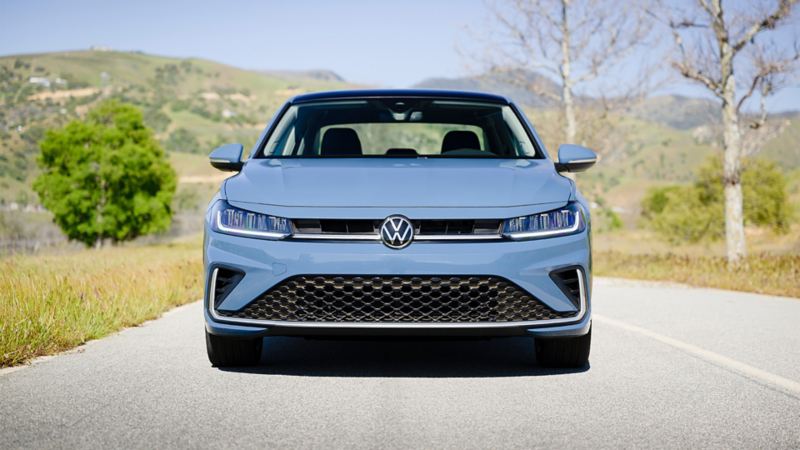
[555,144,597,173]
[209,143,244,172]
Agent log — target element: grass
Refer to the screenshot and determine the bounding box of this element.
[594,251,800,298]
[593,226,800,298]
[0,240,202,367]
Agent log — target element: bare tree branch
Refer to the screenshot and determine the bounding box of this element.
[733,0,798,54]
[737,40,800,111]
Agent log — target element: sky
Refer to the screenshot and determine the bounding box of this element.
[2,0,798,111]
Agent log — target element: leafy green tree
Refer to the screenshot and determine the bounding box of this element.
[34,100,177,247]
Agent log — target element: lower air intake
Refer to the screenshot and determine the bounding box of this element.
[216,275,578,323]
[213,268,244,308]
[550,268,582,308]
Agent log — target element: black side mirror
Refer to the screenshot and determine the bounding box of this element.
[209,143,244,172]
[555,144,597,173]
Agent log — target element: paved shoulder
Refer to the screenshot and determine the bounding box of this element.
[593,277,800,383]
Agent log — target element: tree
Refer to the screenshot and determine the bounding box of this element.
[482,0,652,144]
[34,100,177,247]
[658,0,799,264]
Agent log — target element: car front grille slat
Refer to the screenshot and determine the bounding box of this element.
[216,275,577,323]
[292,219,502,237]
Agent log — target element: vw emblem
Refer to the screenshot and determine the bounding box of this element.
[380,215,414,249]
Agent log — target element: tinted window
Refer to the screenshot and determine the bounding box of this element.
[259,99,539,158]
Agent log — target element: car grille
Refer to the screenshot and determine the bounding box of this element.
[292,219,502,237]
[216,275,578,323]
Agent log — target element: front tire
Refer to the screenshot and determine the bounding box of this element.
[206,331,263,367]
[535,327,591,368]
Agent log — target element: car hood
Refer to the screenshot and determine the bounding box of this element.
[224,158,571,208]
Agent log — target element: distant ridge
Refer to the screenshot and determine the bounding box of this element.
[414,69,560,108]
[264,69,346,83]
[412,70,726,130]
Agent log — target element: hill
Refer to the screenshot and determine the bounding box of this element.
[629,95,720,130]
[413,71,737,132]
[414,69,561,108]
[0,49,354,204]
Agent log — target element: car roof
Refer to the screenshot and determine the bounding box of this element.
[290,89,511,105]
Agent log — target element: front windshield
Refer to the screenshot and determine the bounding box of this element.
[259,99,540,158]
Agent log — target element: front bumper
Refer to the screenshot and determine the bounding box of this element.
[203,228,592,338]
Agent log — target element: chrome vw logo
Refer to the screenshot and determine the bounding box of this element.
[380,215,414,249]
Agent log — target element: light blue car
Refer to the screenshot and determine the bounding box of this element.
[203,89,597,367]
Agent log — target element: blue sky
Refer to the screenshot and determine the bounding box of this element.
[2,0,798,111]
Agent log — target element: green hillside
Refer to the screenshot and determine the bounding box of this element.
[761,119,800,169]
[0,49,353,204]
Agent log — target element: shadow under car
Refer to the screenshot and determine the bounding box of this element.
[218,336,590,378]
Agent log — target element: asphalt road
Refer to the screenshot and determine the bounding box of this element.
[1,278,799,449]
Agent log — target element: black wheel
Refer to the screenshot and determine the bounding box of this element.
[205,331,263,367]
[535,327,591,368]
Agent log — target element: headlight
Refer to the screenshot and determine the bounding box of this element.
[503,202,584,240]
[211,200,291,239]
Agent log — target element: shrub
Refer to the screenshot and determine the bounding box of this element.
[648,185,723,243]
[165,127,200,153]
[640,156,791,243]
[695,157,791,232]
[640,185,682,221]
[601,208,624,231]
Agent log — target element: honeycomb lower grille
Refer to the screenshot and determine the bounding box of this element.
[216,275,578,323]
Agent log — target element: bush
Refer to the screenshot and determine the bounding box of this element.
[641,156,791,243]
[640,185,682,221]
[143,106,171,132]
[695,157,791,232]
[601,208,624,232]
[648,185,723,243]
[592,197,624,233]
[165,127,200,153]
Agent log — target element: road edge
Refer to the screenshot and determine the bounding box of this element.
[0,300,202,377]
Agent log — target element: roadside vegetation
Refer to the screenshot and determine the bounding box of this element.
[590,153,798,297]
[595,251,800,299]
[639,156,792,243]
[35,100,177,247]
[0,239,201,367]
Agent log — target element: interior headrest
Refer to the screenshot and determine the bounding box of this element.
[321,128,362,156]
[441,130,481,153]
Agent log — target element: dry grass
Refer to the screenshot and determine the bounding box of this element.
[593,226,800,257]
[592,226,800,298]
[595,251,800,298]
[0,241,201,367]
